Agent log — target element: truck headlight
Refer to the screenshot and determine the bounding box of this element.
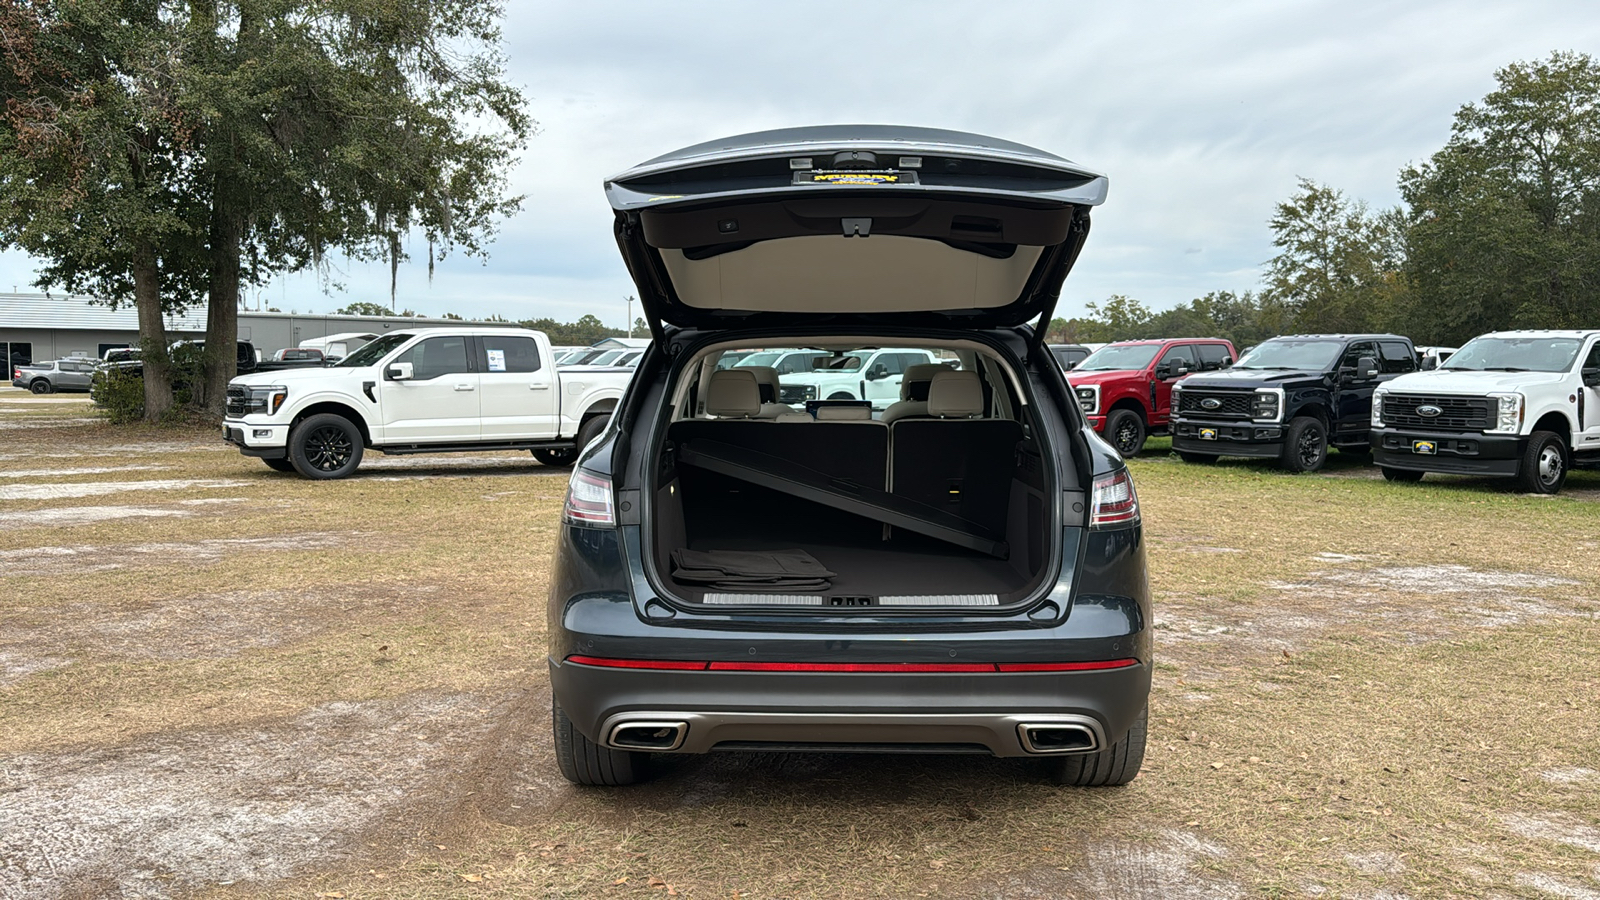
[1251,388,1282,422]
[1488,392,1523,434]
[241,385,289,416]
[1372,388,1387,428]
[1075,385,1099,415]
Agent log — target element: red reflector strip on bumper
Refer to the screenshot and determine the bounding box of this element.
[707,661,997,673]
[564,655,708,671]
[565,656,1141,673]
[995,659,1140,672]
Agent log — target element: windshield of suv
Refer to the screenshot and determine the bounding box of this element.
[1441,337,1584,373]
[1234,340,1343,370]
[1075,344,1160,371]
[338,332,412,367]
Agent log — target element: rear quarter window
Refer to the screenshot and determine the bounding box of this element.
[1195,343,1232,370]
[1378,341,1416,374]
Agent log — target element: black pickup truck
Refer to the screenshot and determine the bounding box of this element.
[1169,334,1418,472]
[91,340,324,402]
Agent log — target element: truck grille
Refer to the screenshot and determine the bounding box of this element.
[1381,394,1491,432]
[225,386,252,417]
[1178,391,1253,419]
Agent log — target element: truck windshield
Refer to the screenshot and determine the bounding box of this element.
[338,333,413,367]
[1075,345,1160,371]
[1235,340,1343,370]
[1441,337,1583,373]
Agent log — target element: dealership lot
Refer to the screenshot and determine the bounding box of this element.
[1,386,1598,899]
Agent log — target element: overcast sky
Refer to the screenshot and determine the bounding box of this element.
[6,1,1600,328]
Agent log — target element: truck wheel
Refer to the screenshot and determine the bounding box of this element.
[532,448,576,467]
[1176,450,1217,464]
[288,413,364,480]
[553,700,647,786]
[1515,431,1567,495]
[827,391,855,401]
[263,458,295,473]
[30,379,52,395]
[1280,417,1327,473]
[575,414,609,455]
[1381,466,1423,483]
[1044,707,1146,787]
[1106,409,1147,457]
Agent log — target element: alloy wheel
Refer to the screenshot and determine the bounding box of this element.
[305,425,353,471]
[1297,425,1324,469]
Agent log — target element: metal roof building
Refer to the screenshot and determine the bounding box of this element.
[1,293,515,368]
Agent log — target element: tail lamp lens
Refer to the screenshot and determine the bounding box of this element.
[1089,468,1140,529]
[563,468,615,526]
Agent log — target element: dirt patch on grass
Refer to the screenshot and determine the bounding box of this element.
[0,465,168,480]
[0,499,249,531]
[0,690,507,900]
[0,479,249,501]
[0,531,363,577]
[946,830,1242,900]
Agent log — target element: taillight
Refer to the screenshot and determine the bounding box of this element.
[563,468,615,527]
[1089,469,1140,529]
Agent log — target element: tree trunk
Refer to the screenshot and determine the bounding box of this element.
[202,197,243,417]
[132,242,173,423]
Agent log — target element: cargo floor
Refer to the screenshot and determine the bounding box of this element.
[674,538,1030,599]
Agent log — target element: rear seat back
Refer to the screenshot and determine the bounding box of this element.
[889,370,1021,535]
[704,368,787,419]
[880,363,949,424]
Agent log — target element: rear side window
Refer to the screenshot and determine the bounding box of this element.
[482,335,542,373]
[1158,345,1198,368]
[1195,344,1232,370]
[396,336,472,380]
[1378,341,1416,374]
[777,353,824,374]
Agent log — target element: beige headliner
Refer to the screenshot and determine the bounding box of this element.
[660,236,1044,313]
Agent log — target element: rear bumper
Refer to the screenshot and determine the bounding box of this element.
[1172,418,1283,457]
[1371,428,1523,476]
[550,659,1149,757]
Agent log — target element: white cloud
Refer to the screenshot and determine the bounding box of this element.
[6,0,1600,323]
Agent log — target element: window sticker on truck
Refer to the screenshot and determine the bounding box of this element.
[487,349,506,372]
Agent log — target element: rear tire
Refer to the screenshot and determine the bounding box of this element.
[1515,431,1567,495]
[1175,450,1217,464]
[1044,707,1147,787]
[553,700,647,786]
[575,413,609,457]
[262,457,295,473]
[1279,416,1327,473]
[1106,409,1147,457]
[288,413,364,480]
[1381,466,1423,483]
[827,391,855,401]
[30,379,51,395]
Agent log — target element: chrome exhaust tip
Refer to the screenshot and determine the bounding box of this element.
[608,721,688,751]
[1018,722,1099,754]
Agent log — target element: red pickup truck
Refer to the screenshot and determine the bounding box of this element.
[1067,338,1237,456]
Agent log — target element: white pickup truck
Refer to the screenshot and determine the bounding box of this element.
[223,327,632,478]
[732,347,936,407]
[1371,329,1600,494]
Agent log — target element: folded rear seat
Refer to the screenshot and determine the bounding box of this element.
[889,369,1021,536]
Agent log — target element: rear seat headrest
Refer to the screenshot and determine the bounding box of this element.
[739,365,781,404]
[705,369,762,417]
[926,369,984,418]
[900,363,950,401]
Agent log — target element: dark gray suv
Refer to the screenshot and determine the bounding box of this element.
[547,126,1151,786]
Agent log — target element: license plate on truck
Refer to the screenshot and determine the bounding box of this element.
[1199,428,1218,441]
[1412,440,1437,455]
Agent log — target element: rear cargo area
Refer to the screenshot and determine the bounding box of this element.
[649,395,1062,608]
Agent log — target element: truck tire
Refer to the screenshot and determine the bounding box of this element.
[1175,450,1217,464]
[575,413,609,456]
[553,700,647,786]
[827,391,855,401]
[29,379,52,395]
[1381,466,1423,483]
[263,458,296,473]
[1515,431,1567,495]
[1280,416,1327,473]
[288,413,364,480]
[1106,409,1147,457]
[1044,706,1146,787]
